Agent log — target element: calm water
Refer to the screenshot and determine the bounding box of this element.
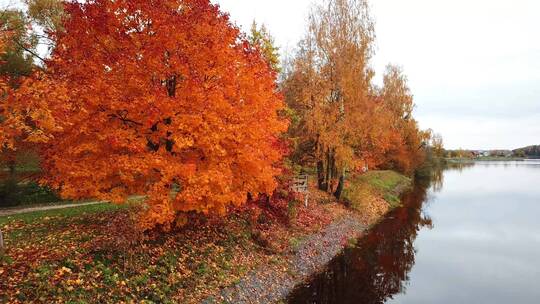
[288,160,540,304]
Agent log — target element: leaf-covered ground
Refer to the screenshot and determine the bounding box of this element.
[0,171,405,303]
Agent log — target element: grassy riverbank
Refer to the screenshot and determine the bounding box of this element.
[0,170,410,303]
[343,171,412,209]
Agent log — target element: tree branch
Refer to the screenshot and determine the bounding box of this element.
[11,38,46,63]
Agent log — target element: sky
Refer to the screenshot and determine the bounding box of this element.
[213,0,540,150]
[2,0,539,150]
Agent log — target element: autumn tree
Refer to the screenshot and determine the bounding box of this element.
[0,8,40,180]
[0,9,36,85]
[283,0,376,198]
[24,0,66,34]
[380,65,414,127]
[1,0,288,230]
[0,0,66,180]
[379,65,426,174]
[430,132,444,158]
[0,1,66,64]
[21,0,67,58]
[0,17,9,147]
[248,21,280,73]
[284,0,431,197]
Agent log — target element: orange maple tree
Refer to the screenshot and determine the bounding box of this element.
[1,0,288,229]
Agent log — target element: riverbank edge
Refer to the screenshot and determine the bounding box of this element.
[206,172,412,304]
[0,171,410,303]
[445,157,525,163]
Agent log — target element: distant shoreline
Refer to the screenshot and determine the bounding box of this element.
[446,157,525,162]
[445,157,540,163]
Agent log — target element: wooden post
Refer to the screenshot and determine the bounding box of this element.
[292,175,309,207]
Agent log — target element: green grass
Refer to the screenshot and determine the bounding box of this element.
[0,203,128,226]
[342,170,411,210]
[356,171,410,193]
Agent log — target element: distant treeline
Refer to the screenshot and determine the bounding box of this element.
[443,145,540,159]
[513,145,540,158]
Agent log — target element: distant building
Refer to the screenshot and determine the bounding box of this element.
[475,150,490,157]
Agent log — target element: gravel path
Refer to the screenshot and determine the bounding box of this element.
[0,201,106,217]
[0,195,147,217]
[205,215,365,304]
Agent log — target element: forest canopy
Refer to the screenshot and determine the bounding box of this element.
[1,0,436,229]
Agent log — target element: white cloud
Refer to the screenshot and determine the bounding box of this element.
[215,0,540,149]
[370,0,540,149]
[213,0,312,55]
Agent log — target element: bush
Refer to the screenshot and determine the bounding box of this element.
[0,179,61,207]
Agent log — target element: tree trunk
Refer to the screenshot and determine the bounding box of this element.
[330,148,336,186]
[166,75,177,98]
[334,170,345,200]
[317,160,325,190]
[325,149,332,193]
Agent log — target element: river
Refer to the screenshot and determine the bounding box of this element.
[287,160,540,303]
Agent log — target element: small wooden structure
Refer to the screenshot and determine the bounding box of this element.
[291,175,310,207]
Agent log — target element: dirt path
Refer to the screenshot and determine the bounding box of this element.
[0,201,106,217]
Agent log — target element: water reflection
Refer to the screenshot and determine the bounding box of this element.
[288,178,434,304]
[429,161,474,193]
[288,160,540,303]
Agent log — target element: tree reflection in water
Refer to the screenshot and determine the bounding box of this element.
[431,161,473,193]
[288,177,437,304]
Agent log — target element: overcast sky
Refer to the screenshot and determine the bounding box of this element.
[2,0,539,150]
[214,0,540,150]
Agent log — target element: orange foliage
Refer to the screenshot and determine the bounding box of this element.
[0,29,10,144]
[283,0,377,197]
[1,0,288,230]
[378,65,428,174]
[284,0,429,192]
